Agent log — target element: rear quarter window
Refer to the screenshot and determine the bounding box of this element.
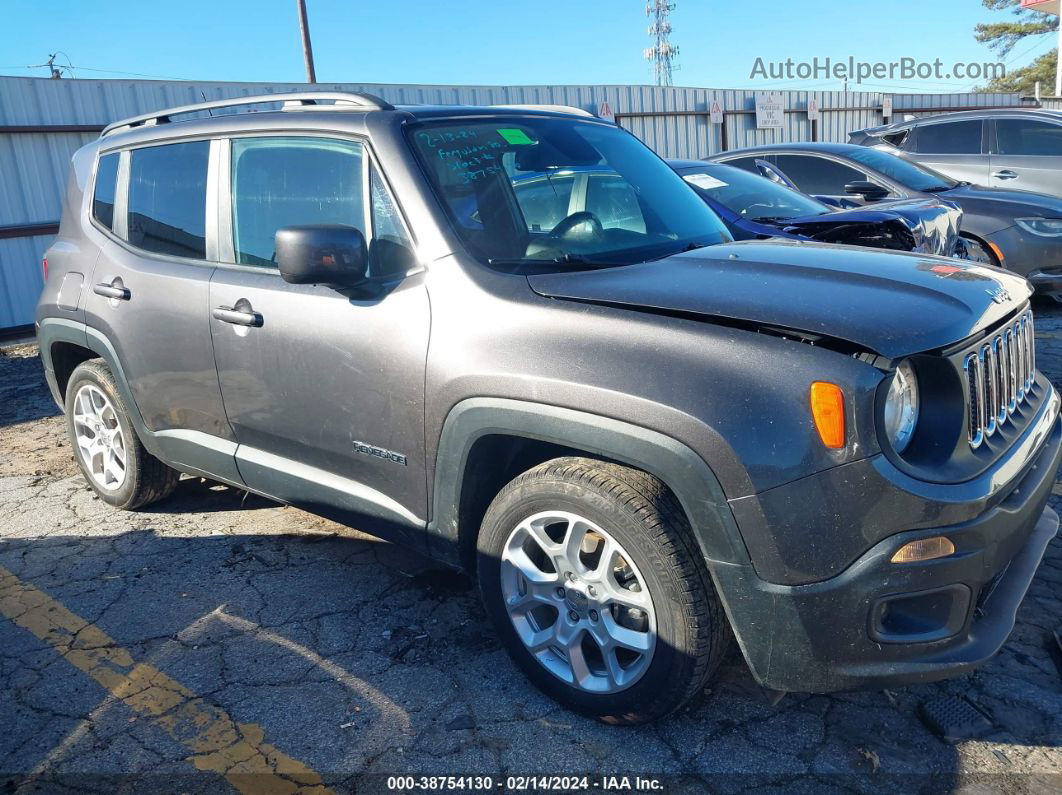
[127,141,209,259]
[92,153,120,230]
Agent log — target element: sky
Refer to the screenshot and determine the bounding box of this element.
[0,0,1058,92]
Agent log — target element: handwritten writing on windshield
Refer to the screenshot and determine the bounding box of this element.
[418,129,507,185]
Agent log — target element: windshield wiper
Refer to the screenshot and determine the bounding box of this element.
[486,254,620,270]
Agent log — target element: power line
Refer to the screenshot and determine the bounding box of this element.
[2,58,192,81]
[46,64,193,80]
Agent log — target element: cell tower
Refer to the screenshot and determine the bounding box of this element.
[644,2,679,87]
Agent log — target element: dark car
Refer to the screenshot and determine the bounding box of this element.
[849,108,1062,197]
[708,142,1062,298]
[667,159,965,256]
[37,93,1060,724]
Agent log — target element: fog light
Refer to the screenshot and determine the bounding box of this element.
[891,536,955,564]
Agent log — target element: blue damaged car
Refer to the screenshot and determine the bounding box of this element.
[668,159,966,257]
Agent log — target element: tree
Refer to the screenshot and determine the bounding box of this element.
[974,0,1058,94]
[979,50,1057,93]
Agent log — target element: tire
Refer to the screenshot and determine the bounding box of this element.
[64,359,180,510]
[477,457,729,724]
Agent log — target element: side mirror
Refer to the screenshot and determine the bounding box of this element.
[276,225,369,288]
[844,180,889,201]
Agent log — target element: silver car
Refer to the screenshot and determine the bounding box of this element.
[850,108,1062,197]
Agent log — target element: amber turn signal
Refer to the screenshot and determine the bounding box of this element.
[809,382,845,449]
[987,241,1006,266]
[891,536,956,564]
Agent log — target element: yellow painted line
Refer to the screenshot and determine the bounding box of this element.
[0,565,332,794]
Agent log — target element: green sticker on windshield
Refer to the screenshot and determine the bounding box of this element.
[497,128,535,145]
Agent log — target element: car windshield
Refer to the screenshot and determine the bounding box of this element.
[678,164,831,220]
[844,147,958,192]
[407,117,731,272]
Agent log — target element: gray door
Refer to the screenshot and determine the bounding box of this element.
[85,140,240,483]
[208,135,429,539]
[903,119,990,186]
[989,117,1062,196]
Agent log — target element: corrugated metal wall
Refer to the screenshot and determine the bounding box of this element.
[0,75,1035,331]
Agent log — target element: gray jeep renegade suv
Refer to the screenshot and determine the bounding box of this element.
[37,92,1061,724]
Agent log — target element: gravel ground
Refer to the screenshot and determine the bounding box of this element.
[2,303,1062,793]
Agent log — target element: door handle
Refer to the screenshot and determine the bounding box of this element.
[212,306,262,327]
[992,170,1018,180]
[93,282,130,300]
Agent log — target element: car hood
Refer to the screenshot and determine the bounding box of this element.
[940,183,1062,217]
[527,240,1031,358]
[776,198,961,257]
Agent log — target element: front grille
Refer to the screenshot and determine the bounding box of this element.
[964,310,1035,449]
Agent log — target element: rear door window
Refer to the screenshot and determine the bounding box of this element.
[127,142,209,259]
[909,120,983,154]
[771,155,868,195]
[230,137,367,267]
[995,119,1062,156]
[92,153,120,230]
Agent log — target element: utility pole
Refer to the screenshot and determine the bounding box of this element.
[296,0,317,84]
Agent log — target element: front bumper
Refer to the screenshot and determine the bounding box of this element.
[1027,269,1062,298]
[713,410,1061,693]
[986,225,1062,295]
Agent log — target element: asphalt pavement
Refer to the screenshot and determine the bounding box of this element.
[2,302,1062,792]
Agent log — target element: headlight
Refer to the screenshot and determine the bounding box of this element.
[1015,217,1062,238]
[884,360,919,454]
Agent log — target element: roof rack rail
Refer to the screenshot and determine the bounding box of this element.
[490,104,596,118]
[101,91,394,136]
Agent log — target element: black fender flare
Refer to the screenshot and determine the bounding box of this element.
[37,317,164,461]
[427,397,751,569]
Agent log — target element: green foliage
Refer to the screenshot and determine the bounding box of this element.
[975,0,1057,56]
[973,0,1058,93]
[977,50,1058,93]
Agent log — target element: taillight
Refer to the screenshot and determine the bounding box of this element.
[42,257,49,282]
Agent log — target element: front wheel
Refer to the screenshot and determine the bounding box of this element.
[477,458,729,724]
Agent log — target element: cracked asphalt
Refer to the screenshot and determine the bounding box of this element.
[2,303,1062,793]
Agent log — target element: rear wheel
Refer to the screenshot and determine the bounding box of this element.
[477,457,728,724]
[65,360,180,510]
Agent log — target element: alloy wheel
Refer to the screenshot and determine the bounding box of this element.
[500,510,657,693]
[72,384,127,491]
